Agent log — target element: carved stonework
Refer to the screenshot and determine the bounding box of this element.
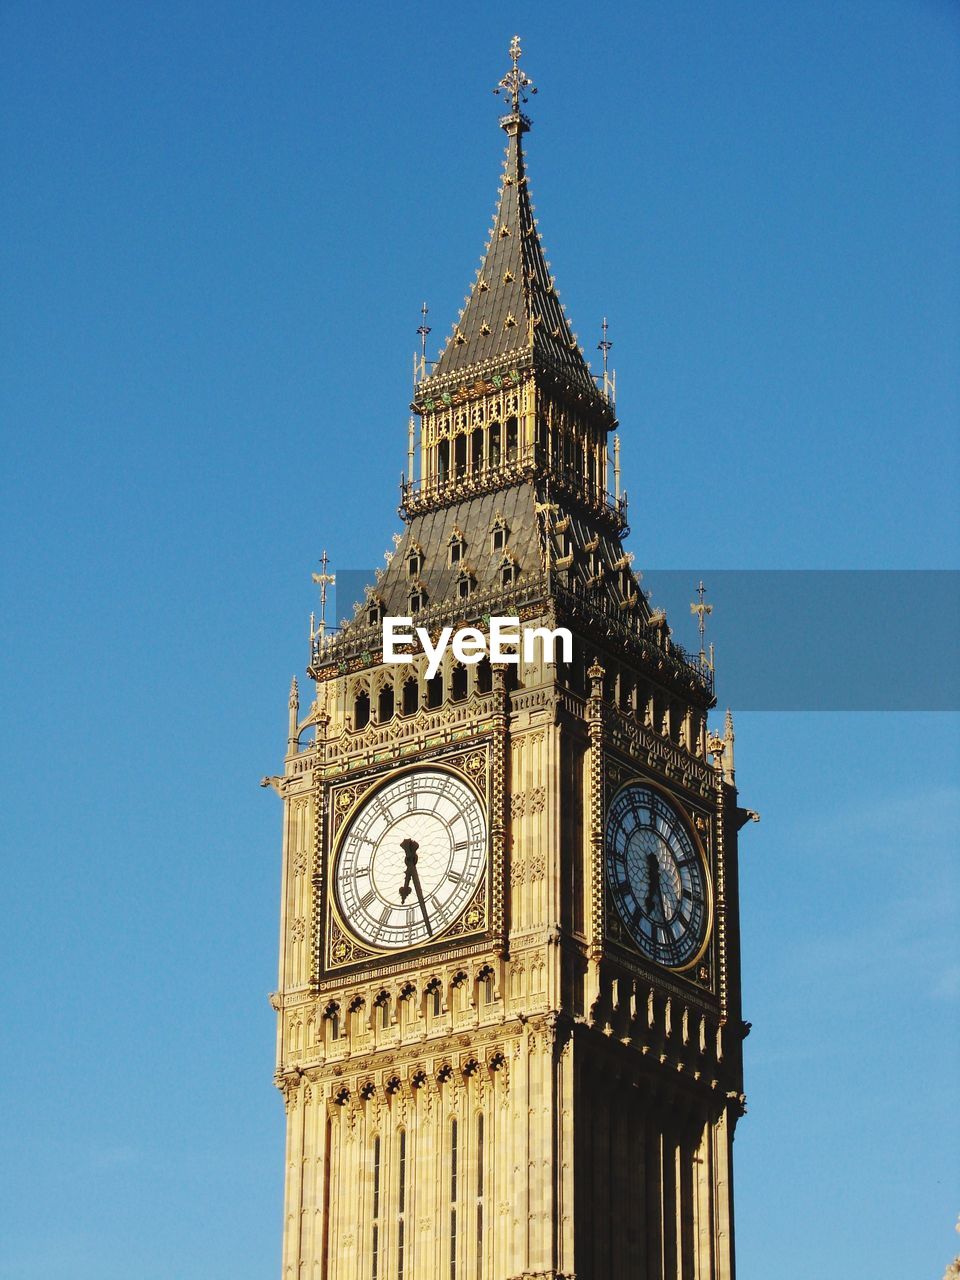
[273,44,744,1280]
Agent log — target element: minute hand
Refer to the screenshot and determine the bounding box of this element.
[399,837,433,937]
[409,864,433,937]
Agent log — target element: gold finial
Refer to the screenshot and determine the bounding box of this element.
[494,35,537,117]
[535,495,560,578]
[597,316,616,406]
[690,579,713,667]
[413,302,431,386]
[311,550,336,649]
[598,316,612,375]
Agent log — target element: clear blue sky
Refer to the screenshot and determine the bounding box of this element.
[1,3,957,1278]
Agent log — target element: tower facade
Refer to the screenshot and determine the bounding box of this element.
[269,41,749,1280]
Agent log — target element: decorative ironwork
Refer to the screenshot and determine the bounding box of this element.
[690,579,713,668]
[494,35,537,116]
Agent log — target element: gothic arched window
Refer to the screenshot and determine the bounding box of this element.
[426,670,444,709]
[488,421,501,468]
[353,688,370,730]
[397,1129,407,1280]
[371,1135,381,1280]
[505,415,518,461]
[401,675,419,717]
[451,664,468,702]
[449,1118,459,1280]
[448,530,465,566]
[377,683,394,724]
[499,556,518,588]
[475,1112,485,1275]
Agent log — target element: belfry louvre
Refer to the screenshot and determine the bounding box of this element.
[267,38,751,1280]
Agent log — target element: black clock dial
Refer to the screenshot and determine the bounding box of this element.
[605,783,709,969]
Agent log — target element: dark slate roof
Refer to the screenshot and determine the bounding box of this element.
[333,479,650,644]
[428,119,597,395]
[362,485,543,617]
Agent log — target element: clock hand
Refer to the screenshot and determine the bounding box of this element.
[409,863,433,937]
[643,851,660,914]
[398,837,433,936]
[398,837,419,902]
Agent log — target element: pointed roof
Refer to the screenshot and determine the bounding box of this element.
[424,45,598,399]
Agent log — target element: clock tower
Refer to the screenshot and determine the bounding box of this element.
[268,39,751,1280]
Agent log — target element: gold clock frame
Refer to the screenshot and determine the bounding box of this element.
[322,749,493,972]
[604,772,715,975]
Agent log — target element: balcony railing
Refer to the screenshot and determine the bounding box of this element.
[309,568,712,700]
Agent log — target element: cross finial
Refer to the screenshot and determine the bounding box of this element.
[494,35,537,117]
[690,579,713,665]
[598,316,613,375]
[311,550,336,648]
[417,302,431,361]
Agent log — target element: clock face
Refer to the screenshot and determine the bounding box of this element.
[605,783,709,969]
[334,768,487,951]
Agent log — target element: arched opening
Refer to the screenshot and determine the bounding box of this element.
[354,688,370,730]
[476,657,493,694]
[374,991,390,1030]
[377,683,394,723]
[324,1003,340,1042]
[451,664,468,702]
[449,1117,459,1280]
[425,979,442,1020]
[371,1135,381,1280]
[619,674,634,713]
[505,415,518,461]
[475,1113,485,1275]
[426,671,444,709]
[488,421,501,468]
[471,427,484,473]
[438,439,450,483]
[398,1129,407,1280]
[478,966,495,1004]
[454,433,467,478]
[401,675,419,716]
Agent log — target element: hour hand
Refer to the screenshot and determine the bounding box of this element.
[399,837,419,903]
[643,851,660,914]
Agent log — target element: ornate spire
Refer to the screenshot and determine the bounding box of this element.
[425,38,598,398]
[494,35,537,129]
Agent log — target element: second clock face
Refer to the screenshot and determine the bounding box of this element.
[605,783,709,969]
[334,768,487,951]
